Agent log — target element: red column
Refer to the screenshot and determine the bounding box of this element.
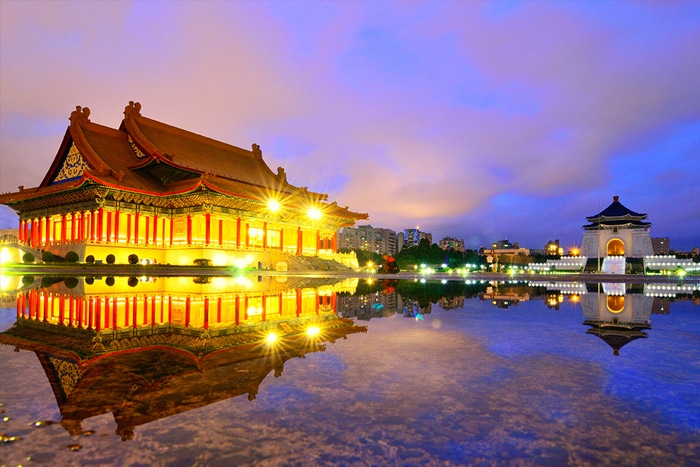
[134,212,139,244]
[153,214,158,245]
[217,297,222,323]
[162,217,166,245]
[280,228,284,251]
[126,213,132,243]
[97,208,104,242]
[124,296,129,327]
[185,297,191,327]
[235,296,240,325]
[151,294,156,327]
[113,298,118,330]
[218,219,223,246]
[261,296,266,322]
[168,295,172,323]
[236,217,241,248]
[69,296,75,326]
[205,213,211,245]
[106,211,112,243]
[59,294,65,323]
[43,293,49,321]
[76,298,83,327]
[262,222,268,249]
[203,297,209,329]
[132,296,138,328]
[332,232,338,251]
[316,230,320,254]
[114,210,120,243]
[279,293,283,315]
[95,298,101,331]
[16,293,23,318]
[169,217,174,246]
[187,215,192,245]
[143,295,149,324]
[245,223,250,248]
[104,298,110,329]
[88,298,94,329]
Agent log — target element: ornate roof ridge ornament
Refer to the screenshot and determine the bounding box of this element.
[69,106,91,126]
[124,100,142,119]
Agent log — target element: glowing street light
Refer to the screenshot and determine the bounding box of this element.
[307,207,322,220]
[266,332,278,345]
[267,199,281,212]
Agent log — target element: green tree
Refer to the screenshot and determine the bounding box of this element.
[22,252,35,264]
[106,254,116,265]
[65,251,79,263]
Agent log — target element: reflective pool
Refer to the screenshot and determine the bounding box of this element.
[1,276,699,465]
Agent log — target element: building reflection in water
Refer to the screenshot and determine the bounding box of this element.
[580,283,653,356]
[0,275,367,441]
[483,280,699,355]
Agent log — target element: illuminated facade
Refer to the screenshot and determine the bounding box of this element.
[0,102,367,268]
[581,196,653,260]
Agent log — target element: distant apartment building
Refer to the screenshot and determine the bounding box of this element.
[439,236,465,252]
[338,225,398,256]
[492,239,518,250]
[403,228,432,248]
[480,239,530,268]
[545,239,564,256]
[651,237,670,255]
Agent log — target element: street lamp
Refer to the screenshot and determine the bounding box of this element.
[267,199,281,212]
[307,207,322,220]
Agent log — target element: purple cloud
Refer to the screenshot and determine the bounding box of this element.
[1,1,698,250]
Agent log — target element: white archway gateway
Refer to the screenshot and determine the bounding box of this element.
[581,196,654,259]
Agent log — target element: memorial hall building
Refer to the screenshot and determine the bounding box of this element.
[0,101,367,269]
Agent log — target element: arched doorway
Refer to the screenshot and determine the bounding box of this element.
[607,238,624,256]
[607,295,625,313]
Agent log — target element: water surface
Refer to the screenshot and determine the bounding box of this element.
[1,276,698,466]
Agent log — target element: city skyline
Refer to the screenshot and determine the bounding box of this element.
[1,1,699,250]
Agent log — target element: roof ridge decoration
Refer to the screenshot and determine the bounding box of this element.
[67,105,124,181]
[69,106,104,173]
[123,100,169,160]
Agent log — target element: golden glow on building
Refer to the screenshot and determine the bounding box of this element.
[0,102,367,269]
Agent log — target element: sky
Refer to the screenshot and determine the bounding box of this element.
[1,0,699,251]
